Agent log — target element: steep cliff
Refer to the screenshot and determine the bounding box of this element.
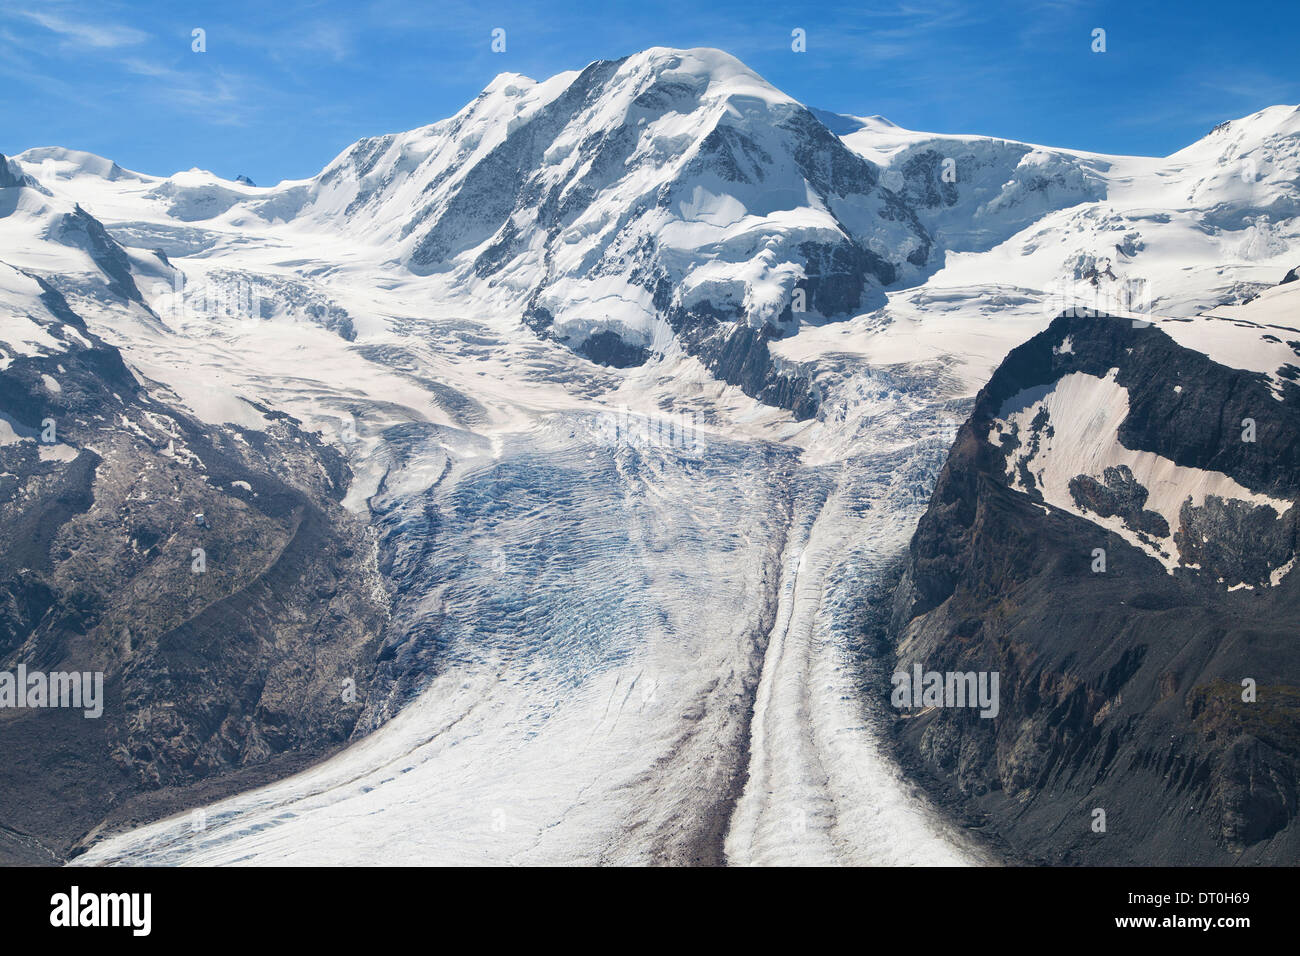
[888,304,1300,864]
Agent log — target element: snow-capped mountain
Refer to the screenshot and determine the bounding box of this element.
[875,103,1300,317]
[1,47,1298,866]
[303,49,927,336]
[837,113,1110,253]
[14,55,1300,418]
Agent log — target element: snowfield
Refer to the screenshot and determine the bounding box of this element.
[991,368,1295,572]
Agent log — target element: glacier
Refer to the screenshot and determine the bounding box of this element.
[0,47,1296,866]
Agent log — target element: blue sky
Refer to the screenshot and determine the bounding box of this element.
[2,0,1296,184]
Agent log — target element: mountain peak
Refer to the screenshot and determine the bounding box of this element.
[613,46,795,109]
[1173,102,1300,160]
[15,146,140,183]
[480,70,540,95]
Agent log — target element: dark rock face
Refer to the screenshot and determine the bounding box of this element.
[1174,495,1292,586]
[0,286,389,864]
[795,238,896,315]
[668,303,820,420]
[896,148,960,210]
[48,206,145,303]
[886,312,1300,864]
[576,329,650,368]
[0,154,22,190]
[1069,464,1170,539]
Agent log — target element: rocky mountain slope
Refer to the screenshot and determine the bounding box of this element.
[0,166,389,864]
[888,279,1300,864]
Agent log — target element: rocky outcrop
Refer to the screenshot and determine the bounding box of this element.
[0,283,390,864]
[1068,465,1170,539]
[0,154,22,190]
[886,311,1300,864]
[668,303,821,419]
[48,206,146,304]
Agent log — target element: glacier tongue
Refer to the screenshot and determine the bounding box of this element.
[724,441,987,866]
[76,370,983,866]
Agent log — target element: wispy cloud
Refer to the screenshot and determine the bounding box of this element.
[292,22,352,61]
[14,9,148,48]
